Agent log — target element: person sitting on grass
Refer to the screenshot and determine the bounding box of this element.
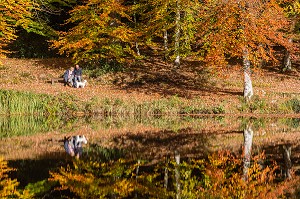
[63,67,74,87]
[74,64,82,86]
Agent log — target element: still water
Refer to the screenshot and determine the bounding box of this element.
[1,115,300,198]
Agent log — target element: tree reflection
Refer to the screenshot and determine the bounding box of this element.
[46,144,298,198]
[243,123,254,181]
[174,150,181,199]
[281,144,292,180]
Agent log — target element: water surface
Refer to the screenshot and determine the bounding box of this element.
[2,115,300,197]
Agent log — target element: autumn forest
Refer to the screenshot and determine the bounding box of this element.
[1,0,300,198]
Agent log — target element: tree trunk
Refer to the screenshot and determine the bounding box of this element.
[174,0,180,68]
[174,150,181,199]
[281,144,292,180]
[164,156,169,189]
[243,124,254,181]
[133,0,140,56]
[243,48,254,102]
[164,29,168,60]
[282,38,292,72]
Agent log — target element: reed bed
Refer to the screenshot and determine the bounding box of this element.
[1,89,300,118]
[0,90,80,116]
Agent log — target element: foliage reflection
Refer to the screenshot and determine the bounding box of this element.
[47,146,299,199]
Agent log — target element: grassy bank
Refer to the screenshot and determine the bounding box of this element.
[0,89,80,116]
[1,89,300,116]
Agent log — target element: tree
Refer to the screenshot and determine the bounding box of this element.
[281,144,292,180]
[0,0,68,58]
[281,0,300,72]
[140,0,200,67]
[0,0,33,57]
[197,0,292,101]
[51,0,138,64]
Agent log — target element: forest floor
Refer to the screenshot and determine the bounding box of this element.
[0,57,300,113]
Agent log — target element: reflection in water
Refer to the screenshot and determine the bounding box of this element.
[2,116,300,198]
[243,123,254,181]
[281,144,292,180]
[46,145,298,198]
[8,152,68,188]
[174,150,181,199]
[64,135,88,158]
[0,116,52,137]
[164,156,169,189]
[0,115,84,138]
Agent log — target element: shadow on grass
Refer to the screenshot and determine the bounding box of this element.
[113,58,244,98]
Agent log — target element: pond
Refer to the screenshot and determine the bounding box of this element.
[1,115,300,198]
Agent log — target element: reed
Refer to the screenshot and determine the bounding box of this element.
[0,89,226,117]
[0,90,52,115]
[0,90,80,116]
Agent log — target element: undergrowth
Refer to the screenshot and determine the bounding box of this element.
[237,95,300,114]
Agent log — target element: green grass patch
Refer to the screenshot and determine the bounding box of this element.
[1,89,227,117]
[284,98,300,113]
[237,95,268,113]
[0,89,81,116]
[85,95,226,116]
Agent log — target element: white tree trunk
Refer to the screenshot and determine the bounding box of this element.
[243,48,254,101]
[243,124,254,181]
[174,150,181,199]
[135,42,140,56]
[283,38,292,72]
[174,0,180,68]
[164,156,169,189]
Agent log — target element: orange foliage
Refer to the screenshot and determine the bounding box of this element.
[49,150,300,198]
[197,0,292,68]
[0,157,20,198]
[0,0,33,58]
[51,0,137,63]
